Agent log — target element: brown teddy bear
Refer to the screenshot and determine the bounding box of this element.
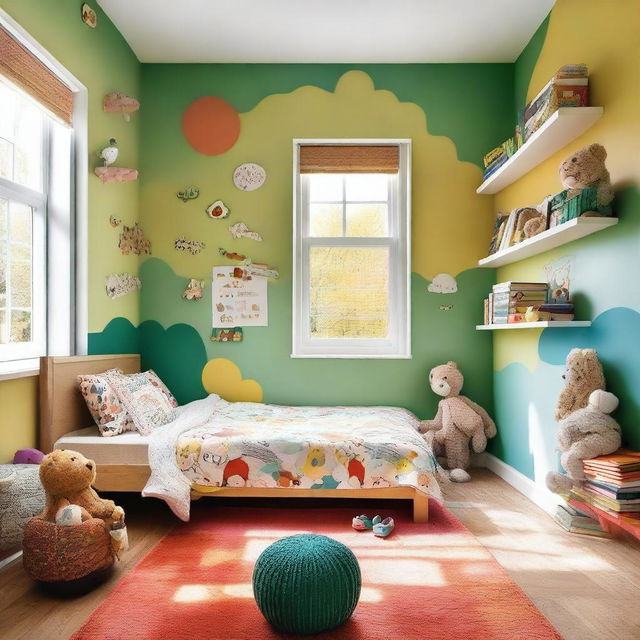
[559,143,613,214]
[39,449,125,530]
[419,362,496,482]
[555,348,606,422]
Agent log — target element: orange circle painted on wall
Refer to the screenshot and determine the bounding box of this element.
[182,96,241,156]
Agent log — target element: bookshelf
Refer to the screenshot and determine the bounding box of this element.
[478,217,618,268]
[476,321,591,331]
[477,107,603,195]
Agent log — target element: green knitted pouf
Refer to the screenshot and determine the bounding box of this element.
[252,533,361,635]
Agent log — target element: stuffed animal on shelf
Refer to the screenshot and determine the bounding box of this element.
[555,348,606,422]
[39,449,125,532]
[419,362,497,482]
[558,143,613,215]
[546,390,622,494]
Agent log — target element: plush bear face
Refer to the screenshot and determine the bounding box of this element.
[39,449,97,496]
[428,361,463,398]
[562,348,605,390]
[559,143,609,190]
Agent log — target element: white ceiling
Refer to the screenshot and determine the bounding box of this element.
[97,0,555,64]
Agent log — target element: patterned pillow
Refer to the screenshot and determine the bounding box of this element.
[78,369,178,437]
[78,369,135,436]
[106,370,177,435]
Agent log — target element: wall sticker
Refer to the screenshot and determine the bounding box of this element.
[427,273,458,294]
[174,237,205,255]
[228,222,262,242]
[206,200,229,219]
[119,223,151,255]
[183,278,205,301]
[105,273,141,299]
[233,163,266,191]
[177,186,200,203]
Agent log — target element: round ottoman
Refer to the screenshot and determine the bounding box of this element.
[252,533,361,635]
[22,517,115,596]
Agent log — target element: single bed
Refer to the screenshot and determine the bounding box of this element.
[42,354,436,522]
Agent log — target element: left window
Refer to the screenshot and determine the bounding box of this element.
[0,78,47,363]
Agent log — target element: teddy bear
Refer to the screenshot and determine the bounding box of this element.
[419,362,496,482]
[546,390,622,494]
[39,449,125,530]
[555,348,606,422]
[558,143,614,215]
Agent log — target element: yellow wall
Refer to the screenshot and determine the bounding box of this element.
[0,377,38,462]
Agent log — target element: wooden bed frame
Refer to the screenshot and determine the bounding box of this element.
[39,354,429,522]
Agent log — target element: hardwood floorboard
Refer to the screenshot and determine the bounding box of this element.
[1,470,640,639]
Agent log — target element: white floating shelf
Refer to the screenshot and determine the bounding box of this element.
[476,321,591,331]
[478,217,618,268]
[477,107,604,194]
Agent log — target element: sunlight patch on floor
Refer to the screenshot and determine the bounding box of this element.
[360,558,446,586]
[200,549,240,566]
[173,583,383,603]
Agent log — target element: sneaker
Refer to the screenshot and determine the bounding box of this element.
[352,514,374,530]
[372,516,395,537]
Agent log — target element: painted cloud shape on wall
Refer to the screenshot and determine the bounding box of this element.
[427,273,458,294]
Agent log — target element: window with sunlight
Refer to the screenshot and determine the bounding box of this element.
[293,142,411,358]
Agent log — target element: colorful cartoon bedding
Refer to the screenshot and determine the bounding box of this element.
[174,400,441,496]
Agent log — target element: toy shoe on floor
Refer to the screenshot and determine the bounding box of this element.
[352,514,374,530]
[372,515,394,537]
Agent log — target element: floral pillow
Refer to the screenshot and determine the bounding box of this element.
[78,369,135,436]
[105,370,178,436]
[78,369,178,437]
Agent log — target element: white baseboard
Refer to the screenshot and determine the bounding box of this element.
[474,452,563,516]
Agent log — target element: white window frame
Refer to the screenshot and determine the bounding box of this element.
[0,10,88,379]
[292,139,411,359]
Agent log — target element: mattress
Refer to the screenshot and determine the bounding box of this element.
[54,427,149,466]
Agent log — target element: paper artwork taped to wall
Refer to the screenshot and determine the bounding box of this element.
[183,279,205,301]
[105,273,141,299]
[81,3,97,28]
[427,273,458,294]
[228,222,262,242]
[206,200,229,219]
[212,266,268,328]
[211,328,243,342]
[544,256,573,303]
[177,186,199,203]
[109,215,122,227]
[174,237,205,255]
[119,223,151,255]
[233,163,266,191]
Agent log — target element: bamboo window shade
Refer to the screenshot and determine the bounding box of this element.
[299,145,399,174]
[0,26,73,125]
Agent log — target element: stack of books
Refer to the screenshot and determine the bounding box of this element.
[486,281,548,324]
[535,302,575,322]
[571,450,640,518]
[482,136,519,180]
[553,502,610,538]
[523,63,589,140]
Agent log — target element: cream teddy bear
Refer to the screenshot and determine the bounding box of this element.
[419,362,496,482]
[555,348,606,422]
[546,390,622,494]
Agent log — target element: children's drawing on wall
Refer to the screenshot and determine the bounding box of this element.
[218,248,279,279]
[229,222,262,242]
[427,273,458,294]
[211,328,243,342]
[212,266,268,328]
[206,200,229,219]
[544,256,573,303]
[105,273,141,299]
[119,223,151,255]
[109,215,122,227]
[175,237,205,255]
[233,163,266,191]
[81,3,97,28]
[177,186,200,203]
[183,278,205,301]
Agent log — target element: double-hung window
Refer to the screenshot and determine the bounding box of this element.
[293,140,411,358]
[0,21,77,375]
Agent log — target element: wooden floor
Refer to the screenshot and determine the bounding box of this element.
[1,468,639,640]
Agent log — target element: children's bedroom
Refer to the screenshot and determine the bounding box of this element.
[0,1,638,638]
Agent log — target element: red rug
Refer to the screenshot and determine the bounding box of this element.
[72,500,561,639]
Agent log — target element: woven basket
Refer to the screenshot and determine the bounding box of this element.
[22,517,114,583]
[252,533,361,634]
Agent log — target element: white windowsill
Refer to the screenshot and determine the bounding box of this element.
[0,358,40,381]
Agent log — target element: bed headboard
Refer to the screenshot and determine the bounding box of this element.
[39,354,141,452]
